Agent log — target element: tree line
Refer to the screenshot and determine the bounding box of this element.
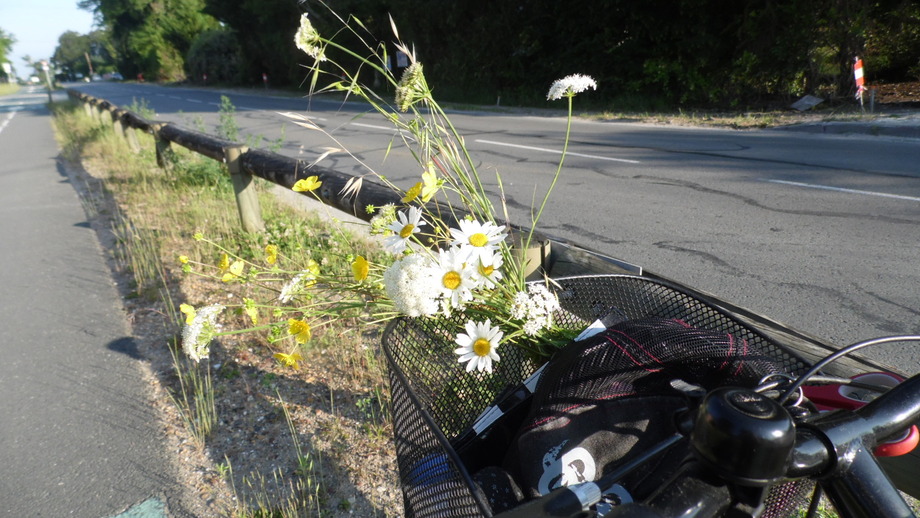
[54,0,920,108]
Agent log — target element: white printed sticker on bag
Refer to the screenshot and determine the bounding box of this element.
[537,440,597,494]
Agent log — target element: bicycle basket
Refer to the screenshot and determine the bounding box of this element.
[382,274,814,518]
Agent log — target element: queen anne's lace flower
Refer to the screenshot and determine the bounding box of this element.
[454,319,503,373]
[278,261,320,303]
[294,14,326,61]
[547,74,597,100]
[383,253,442,317]
[509,284,561,336]
[182,304,225,362]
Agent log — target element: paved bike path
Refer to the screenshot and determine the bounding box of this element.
[0,89,180,516]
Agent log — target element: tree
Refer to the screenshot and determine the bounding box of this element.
[203,0,303,85]
[78,0,218,81]
[185,29,242,84]
[0,28,15,81]
[53,30,117,80]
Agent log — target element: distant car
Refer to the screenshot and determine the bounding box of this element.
[29,76,40,84]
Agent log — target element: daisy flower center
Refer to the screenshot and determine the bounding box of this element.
[479,264,494,276]
[473,338,492,357]
[442,271,461,290]
[399,224,415,238]
[468,232,489,247]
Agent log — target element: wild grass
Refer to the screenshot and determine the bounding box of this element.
[0,83,20,96]
[168,339,218,446]
[50,99,395,516]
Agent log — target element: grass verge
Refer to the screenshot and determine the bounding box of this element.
[50,99,401,517]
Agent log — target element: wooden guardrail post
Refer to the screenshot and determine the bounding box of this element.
[125,122,142,154]
[225,145,264,233]
[151,123,173,169]
[82,96,93,119]
[89,100,101,123]
[110,108,126,139]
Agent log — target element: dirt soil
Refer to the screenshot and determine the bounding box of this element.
[872,81,920,104]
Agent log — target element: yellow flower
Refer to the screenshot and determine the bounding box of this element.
[243,298,258,325]
[178,255,189,264]
[292,176,322,193]
[421,166,440,202]
[305,259,320,287]
[352,256,369,282]
[218,253,230,272]
[402,182,422,203]
[288,319,312,343]
[274,352,304,369]
[265,244,278,265]
[222,260,245,282]
[179,303,196,325]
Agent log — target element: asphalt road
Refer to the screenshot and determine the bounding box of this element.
[0,87,179,516]
[71,82,920,370]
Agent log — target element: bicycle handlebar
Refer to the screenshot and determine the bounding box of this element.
[496,371,920,518]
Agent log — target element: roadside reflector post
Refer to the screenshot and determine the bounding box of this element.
[224,145,264,233]
[854,57,867,112]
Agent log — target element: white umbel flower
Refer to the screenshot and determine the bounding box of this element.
[382,253,442,317]
[182,304,225,362]
[454,319,503,374]
[509,283,561,336]
[294,13,326,61]
[385,207,426,254]
[547,74,597,100]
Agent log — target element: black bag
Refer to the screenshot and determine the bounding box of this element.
[503,317,785,503]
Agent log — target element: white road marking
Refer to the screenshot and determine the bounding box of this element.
[0,108,19,135]
[351,122,400,132]
[475,139,641,164]
[765,179,920,202]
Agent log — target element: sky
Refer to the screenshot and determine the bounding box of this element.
[1,0,96,74]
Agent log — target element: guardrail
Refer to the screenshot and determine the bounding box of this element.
[68,89,406,233]
[64,88,920,498]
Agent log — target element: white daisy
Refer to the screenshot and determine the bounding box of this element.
[454,319,503,374]
[435,247,477,311]
[382,253,442,317]
[471,248,504,289]
[385,207,426,254]
[547,74,597,101]
[182,304,225,362]
[449,219,507,262]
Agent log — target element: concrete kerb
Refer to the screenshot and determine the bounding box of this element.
[774,111,920,139]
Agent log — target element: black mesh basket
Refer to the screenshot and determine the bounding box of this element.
[382,274,814,518]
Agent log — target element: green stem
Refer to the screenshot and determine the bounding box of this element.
[526,95,573,250]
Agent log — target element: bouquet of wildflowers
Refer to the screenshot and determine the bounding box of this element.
[178,10,598,376]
